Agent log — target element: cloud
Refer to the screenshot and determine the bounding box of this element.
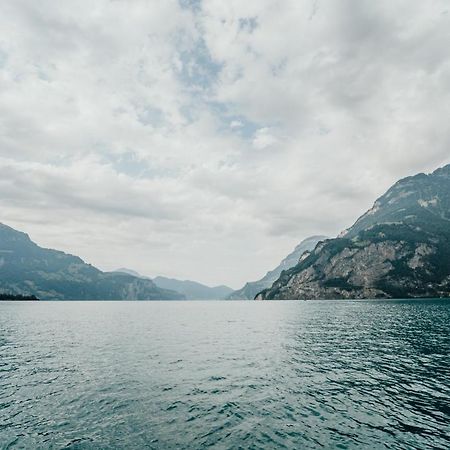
[0,0,449,286]
[230,120,243,129]
[252,127,279,150]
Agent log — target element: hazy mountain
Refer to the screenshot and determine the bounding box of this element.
[115,268,150,279]
[153,276,233,300]
[228,236,328,300]
[113,269,232,300]
[0,223,184,300]
[258,164,450,300]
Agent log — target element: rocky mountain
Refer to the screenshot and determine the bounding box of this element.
[153,276,233,300]
[258,164,450,300]
[0,223,184,300]
[228,236,328,300]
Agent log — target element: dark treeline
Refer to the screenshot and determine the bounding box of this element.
[0,293,39,301]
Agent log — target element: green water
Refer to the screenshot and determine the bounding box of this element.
[0,300,449,449]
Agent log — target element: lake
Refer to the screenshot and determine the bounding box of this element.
[0,300,449,449]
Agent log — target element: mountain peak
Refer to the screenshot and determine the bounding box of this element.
[0,223,32,242]
[344,162,450,239]
[433,163,450,177]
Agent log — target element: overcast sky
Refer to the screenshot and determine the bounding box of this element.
[0,0,449,288]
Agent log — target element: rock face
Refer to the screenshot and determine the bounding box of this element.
[0,223,184,300]
[258,164,450,300]
[228,236,328,300]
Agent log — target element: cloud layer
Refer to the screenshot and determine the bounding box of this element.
[1,0,449,287]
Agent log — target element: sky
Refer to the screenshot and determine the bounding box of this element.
[0,0,449,288]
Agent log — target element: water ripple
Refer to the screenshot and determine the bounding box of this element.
[0,299,449,449]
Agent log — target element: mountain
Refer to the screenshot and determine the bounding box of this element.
[115,268,151,279]
[113,269,232,300]
[258,164,450,300]
[153,276,233,300]
[0,223,184,300]
[227,236,328,300]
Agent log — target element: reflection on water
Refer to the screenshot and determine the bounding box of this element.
[0,300,449,449]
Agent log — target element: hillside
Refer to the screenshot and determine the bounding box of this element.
[0,224,183,300]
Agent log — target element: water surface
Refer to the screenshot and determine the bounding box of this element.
[0,300,449,449]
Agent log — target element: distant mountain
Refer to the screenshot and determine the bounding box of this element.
[153,276,233,300]
[113,270,231,300]
[227,236,328,300]
[0,223,184,300]
[258,164,450,300]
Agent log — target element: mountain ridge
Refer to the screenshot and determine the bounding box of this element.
[227,235,328,300]
[0,223,183,300]
[258,164,450,300]
[153,276,233,300]
[113,269,233,300]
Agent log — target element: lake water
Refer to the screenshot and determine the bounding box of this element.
[0,300,449,449]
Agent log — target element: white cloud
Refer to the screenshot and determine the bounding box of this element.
[0,0,449,287]
[252,127,279,150]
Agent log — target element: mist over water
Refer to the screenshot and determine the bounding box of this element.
[1,300,449,449]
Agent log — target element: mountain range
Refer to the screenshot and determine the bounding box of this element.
[114,269,233,300]
[2,163,450,301]
[258,164,450,300]
[153,276,233,300]
[0,224,183,300]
